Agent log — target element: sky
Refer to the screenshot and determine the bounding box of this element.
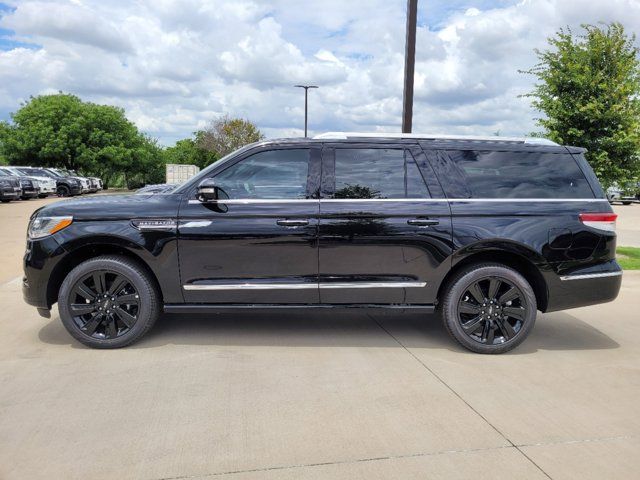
[0,0,639,146]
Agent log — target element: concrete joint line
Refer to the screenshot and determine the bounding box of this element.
[153,444,520,480]
[368,315,553,480]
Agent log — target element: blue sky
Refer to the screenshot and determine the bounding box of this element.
[0,0,639,144]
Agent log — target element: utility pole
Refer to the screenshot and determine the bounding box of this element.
[294,85,318,137]
[402,0,418,133]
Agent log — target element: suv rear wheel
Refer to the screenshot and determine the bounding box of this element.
[58,255,160,348]
[441,263,537,354]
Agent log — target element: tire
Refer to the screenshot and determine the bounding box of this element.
[441,263,537,354]
[57,185,70,197]
[58,255,160,348]
[38,194,48,198]
[1,200,10,203]
[622,201,632,205]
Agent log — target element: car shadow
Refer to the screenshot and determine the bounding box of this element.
[38,309,619,353]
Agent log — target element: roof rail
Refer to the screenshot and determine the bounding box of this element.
[312,132,559,146]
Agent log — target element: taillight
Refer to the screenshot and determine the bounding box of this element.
[579,213,617,232]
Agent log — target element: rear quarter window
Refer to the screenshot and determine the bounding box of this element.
[446,150,595,199]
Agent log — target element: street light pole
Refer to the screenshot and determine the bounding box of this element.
[295,85,318,137]
[402,0,418,133]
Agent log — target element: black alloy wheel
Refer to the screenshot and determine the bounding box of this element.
[58,255,160,348]
[57,185,70,197]
[68,270,140,340]
[456,276,526,346]
[442,263,537,354]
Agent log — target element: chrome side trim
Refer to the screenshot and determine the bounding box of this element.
[184,283,317,291]
[320,282,426,289]
[187,198,607,205]
[183,281,427,291]
[559,271,623,281]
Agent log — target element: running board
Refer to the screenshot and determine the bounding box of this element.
[163,304,436,314]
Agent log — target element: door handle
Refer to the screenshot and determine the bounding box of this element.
[407,218,439,226]
[276,219,309,227]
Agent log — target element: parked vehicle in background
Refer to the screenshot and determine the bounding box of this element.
[0,169,22,202]
[22,133,622,353]
[607,185,622,203]
[43,168,83,197]
[3,166,57,197]
[135,183,178,194]
[607,183,639,205]
[88,177,103,193]
[0,167,40,199]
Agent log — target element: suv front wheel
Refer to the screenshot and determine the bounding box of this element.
[58,255,160,348]
[441,263,537,354]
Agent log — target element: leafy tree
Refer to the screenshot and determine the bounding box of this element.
[522,22,640,188]
[0,93,162,188]
[198,115,264,158]
[163,134,218,169]
[0,122,8,165]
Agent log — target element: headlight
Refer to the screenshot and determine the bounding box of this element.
[28,216,73,239]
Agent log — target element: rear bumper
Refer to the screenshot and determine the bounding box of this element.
[546,263,623,312]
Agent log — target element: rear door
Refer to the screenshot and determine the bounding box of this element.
[178,145,321,304]
[317,143,453,305]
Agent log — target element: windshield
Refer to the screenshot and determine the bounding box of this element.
[0,169,10,177]
[46,169,64,178]
[19,168,55,178]
[173,141,264,194]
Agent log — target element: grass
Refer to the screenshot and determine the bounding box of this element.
[617,246,640,270]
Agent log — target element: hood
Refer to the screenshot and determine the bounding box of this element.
[35,192,182,221]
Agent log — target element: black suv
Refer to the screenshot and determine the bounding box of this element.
[0,167,40,200]
[0,169,22,202]
[22,134,621,353]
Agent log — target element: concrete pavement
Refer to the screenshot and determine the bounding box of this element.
[0,196,638,479]
[613,203,640,247]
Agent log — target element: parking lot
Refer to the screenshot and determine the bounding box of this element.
[1,196,639,479]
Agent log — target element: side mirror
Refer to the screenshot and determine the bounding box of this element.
[196,178,219,203]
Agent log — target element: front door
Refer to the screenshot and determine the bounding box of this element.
[178,146,321,304]
[318,144,453,304]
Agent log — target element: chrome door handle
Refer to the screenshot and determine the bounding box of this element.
[276,219,309,227]
[407,218,439,226]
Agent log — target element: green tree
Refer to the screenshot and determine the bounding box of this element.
[198,115,264,158]
[0,93,162,188]
[0,122,8,165]
[163,134,218,169]
[522,22,640,188]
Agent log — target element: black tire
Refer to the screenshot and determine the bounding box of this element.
[57,185,70,197]
[58,255,160,348]
[1,199,10,203]
[38,194,48,198]
[441,263,537,354]
[622,201,632,205]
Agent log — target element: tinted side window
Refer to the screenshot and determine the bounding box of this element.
[447,150,594,199]
[333,149,430,199]
[213,149,310,199]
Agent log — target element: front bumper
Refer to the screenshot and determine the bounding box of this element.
[22,235,67,311]
[1,187,21,200]
[66,185,83,195]
[21,187,40,199]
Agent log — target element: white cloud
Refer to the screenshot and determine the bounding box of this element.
[0,0,639,145]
